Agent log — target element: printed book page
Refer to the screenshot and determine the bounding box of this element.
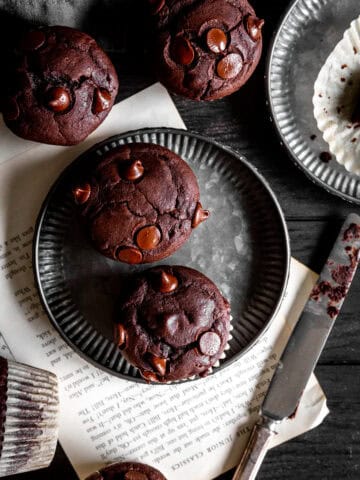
[0,83,328,479]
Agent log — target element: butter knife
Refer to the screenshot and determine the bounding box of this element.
[232,213,360,480]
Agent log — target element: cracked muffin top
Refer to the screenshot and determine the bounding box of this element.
[0,26,118,145]
[151,0,264,101]
[85,461,167,480]
[72,142,209,264]
[114,266,231,383]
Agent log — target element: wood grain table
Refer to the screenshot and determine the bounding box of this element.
[0,0,359,478]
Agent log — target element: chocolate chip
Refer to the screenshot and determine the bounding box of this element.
[191,202,210,228]
[92,88,112,114]
[117,247,143,264]
[142,371,160,382]
[123,160,144,181]
[73,184,91,205]
[124,471,148,480]
[148,0,165,15]
[114,324,127,348]
[136,226,161,250]
[217,54,243,79]
[149,354,167,376]
[20,30,46,52]
[46,87,71,113]
[246,16,264,42]
[171,36,195,65]
[206,28,227,53]
[199,331,221,356]
[159,271,178,293]
[2,98,20,121]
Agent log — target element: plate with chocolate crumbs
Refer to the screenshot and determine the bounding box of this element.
[267,0,360,204]
[34,128,290,383]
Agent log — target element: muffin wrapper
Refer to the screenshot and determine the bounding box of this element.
[0,360,59,476]
[313,15,360,174]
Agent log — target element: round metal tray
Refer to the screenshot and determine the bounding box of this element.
[267,0,360,204]
[34,128,290,383]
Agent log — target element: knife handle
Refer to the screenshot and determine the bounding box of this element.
[231,418,277,480]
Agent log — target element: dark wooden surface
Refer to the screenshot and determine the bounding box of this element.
[1,0,359,478]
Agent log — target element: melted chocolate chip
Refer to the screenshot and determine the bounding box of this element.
[123,160,144,181]
[217,54,243,79]
[171,36,195,65]
[148,354,167,376]
[206,28,227,54]
[142,371,159,382]
[92,88,112,114]
[198,332,221,356]
[20,30,46,51]
[114,324,127,348]
[73,184,91,205]
[2,98,20,121]
[124,471,148,480]
[46,87,71,113]
[117,247,143,264]
[246,16,264,42]
[136,226,161,250]
[192,202,210,228]
[159,271,178,293]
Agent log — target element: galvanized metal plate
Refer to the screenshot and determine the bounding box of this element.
[267,0,360,203]
[34,128,290,383]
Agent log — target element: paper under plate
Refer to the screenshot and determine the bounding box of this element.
[267,0,360,203]
[34,128,290,383]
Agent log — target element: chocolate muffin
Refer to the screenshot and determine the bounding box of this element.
[152,0,264,100]
[1,26,118,145]
[114,266,231,382]
[85,461,167,480]
[73,143,209,264]
[0,356,59,476]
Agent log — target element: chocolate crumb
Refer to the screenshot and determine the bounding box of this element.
[319,93,323,98]
[343,223,360,241]
[341,77,346,82]
[354,47,358,54]
[341,64,348,69]
[327,306,339,319]
[319,151,332,163]
[351,138,357,143]
[310,134,317,141]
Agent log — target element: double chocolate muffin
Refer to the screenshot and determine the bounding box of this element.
[114,266,231,383]
[86,461,167,480]
[73,143,209,264]
[1,26,118,145]
[152,0,264,100]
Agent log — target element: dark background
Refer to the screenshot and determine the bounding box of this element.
[0,0,359,478]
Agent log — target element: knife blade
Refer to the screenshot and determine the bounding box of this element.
[232,213,360,480]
